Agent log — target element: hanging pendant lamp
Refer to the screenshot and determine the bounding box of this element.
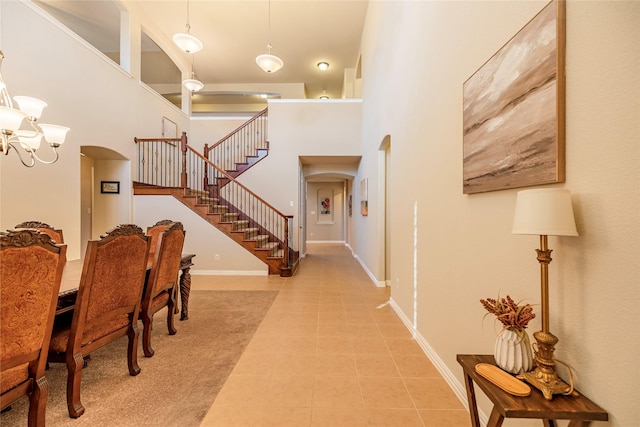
[173,0,203,53]
[256,0,284,73]
[183,55,204,92]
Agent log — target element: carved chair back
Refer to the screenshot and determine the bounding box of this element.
[48,224,150,418]
[0,229,67,427]
[14,221,64,244]
[146,219,173,260]
[140,222,186,357]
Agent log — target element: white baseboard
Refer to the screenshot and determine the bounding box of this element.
[353,254,386,287]
[388,297,488,426]
[306,240,346,244]
[190,269,268,276]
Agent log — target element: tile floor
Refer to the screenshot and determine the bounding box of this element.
[197,243,470,427]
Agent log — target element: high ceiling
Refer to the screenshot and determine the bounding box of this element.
[34,0,369,114]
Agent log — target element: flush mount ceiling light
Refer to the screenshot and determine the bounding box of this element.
[0,51,70,167]
[173,0,203,53]
[317,62,329,71]
[256,0,284,73]
[319,89,329,100]
[183,55,204,92]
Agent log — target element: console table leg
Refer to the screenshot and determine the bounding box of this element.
[487,407,505,427]
[179,266,191,320]
[463,373,481,427]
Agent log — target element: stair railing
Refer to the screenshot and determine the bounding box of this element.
[134,135,183,187]
[187,144,292,268]
[135,132,292,269]
[204,107,268,172]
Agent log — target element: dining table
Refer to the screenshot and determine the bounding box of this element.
[56,253,196,320]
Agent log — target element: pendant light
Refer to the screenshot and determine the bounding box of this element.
[183,54,204,93]
[173,0,203,54]
[256,0,284,73]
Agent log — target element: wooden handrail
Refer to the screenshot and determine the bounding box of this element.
[204,108,268,157]
[135,129,293,270]
[185,144,291,220]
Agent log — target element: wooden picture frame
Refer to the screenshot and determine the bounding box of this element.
[360,178,368,216]
[100,181,120,194]
[462,0,565,194]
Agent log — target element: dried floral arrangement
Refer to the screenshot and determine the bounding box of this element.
[480,295,535,330]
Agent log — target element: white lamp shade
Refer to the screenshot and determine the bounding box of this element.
[173,33,203,53]
[256,54,284,73]
[39,123,70,145]
[13,96,47,119]
[512,188,578,236]
[17,132,42,151]
[0,105,27,130]
[183,78,204,92]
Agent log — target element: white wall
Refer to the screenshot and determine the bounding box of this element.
[306,181,345,242]
[360,1,639,425]
[0,1,189,259]
[241,99,363,251]
[133,195,267,274]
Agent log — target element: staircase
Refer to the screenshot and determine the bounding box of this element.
[134,111,298,276]
[204,108,269,179]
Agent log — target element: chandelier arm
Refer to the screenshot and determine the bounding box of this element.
[27,146,59,165]
[5,139,36,167]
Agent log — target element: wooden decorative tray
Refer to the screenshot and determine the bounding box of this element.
[475,363,531,396]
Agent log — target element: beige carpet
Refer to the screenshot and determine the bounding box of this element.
[1,290,278,427]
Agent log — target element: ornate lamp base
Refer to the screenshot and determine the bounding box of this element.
[516,330,577,400]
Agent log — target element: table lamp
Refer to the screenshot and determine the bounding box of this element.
[512,188,578,400]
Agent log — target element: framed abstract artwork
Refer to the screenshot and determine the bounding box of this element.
[462,0,566,194]
[360,178,368,216]
[317,188,334,224]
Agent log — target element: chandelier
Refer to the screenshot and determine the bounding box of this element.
[256,0,284,73]
[0,51,70,167]
[173,0,203,54]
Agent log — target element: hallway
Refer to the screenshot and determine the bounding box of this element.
[196,243,469,426]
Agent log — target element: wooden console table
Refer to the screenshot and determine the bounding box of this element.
[57,253,196,320]
[457,354,608,427]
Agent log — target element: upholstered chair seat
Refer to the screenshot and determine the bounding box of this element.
[1,365,29,394]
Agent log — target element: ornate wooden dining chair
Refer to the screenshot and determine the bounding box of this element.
[14,221,64,244]
[47,224,150,418]
[140,222,186,357]
[1,229,67,427]
[146,219,173,260]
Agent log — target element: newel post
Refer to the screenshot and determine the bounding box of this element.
[283,217,290,267]
[180,132,188,188]
[203,143,210,192]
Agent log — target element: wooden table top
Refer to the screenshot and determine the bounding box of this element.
[457,354,608,421]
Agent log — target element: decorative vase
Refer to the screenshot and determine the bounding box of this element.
[494,327,534,375]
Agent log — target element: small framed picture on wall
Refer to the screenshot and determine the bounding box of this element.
[101,181,120,194]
